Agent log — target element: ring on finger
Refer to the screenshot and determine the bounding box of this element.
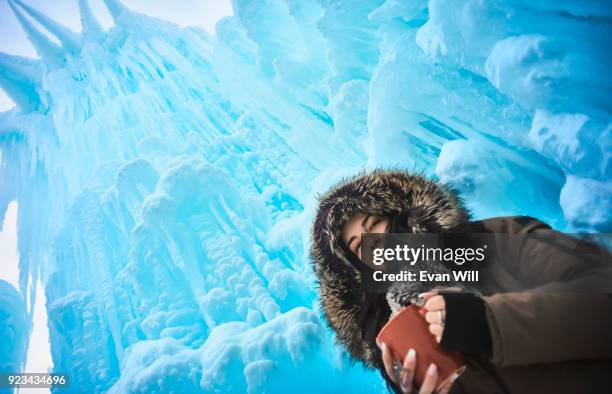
[393,362,405,383]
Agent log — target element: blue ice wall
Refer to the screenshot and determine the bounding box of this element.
[0,280,30,394]
[0,0,610,392]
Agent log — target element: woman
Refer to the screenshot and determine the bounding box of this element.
[310,168,612,393]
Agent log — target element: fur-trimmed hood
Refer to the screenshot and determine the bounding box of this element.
[310,169,470,368]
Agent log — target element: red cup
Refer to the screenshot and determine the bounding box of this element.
[376,305,466,389]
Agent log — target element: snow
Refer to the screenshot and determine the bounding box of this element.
[0,0,610,392]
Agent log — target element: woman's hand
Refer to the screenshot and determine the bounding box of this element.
[380,343,455,394]
[421,292,446,343]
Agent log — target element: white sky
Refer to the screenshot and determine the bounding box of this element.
[0,201,18,286]
[0,1,233,387]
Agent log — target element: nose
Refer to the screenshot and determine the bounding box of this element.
[372,236,383,249]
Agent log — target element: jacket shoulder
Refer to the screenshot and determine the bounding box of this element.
[471,215,553,234]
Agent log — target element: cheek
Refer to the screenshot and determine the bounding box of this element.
[340,230,351,250]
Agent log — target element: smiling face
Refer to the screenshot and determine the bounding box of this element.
[341,213,390,262]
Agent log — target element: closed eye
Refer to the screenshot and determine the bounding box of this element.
[370,219,380,231]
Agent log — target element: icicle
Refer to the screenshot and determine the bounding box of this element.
[78,0,105,40]
[102,0,132,23]
[0,53,40,84]
[11,0,82,53]
[7,0,65,69]
[0,52,42,112]
[0,119,20,137]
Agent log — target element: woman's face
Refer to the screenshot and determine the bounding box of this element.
[341,213,390,262]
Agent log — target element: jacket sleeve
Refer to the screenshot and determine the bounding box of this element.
[481,216,612,367]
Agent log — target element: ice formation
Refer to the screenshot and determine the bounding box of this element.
[0,280,30,379]
[0,0,610,392]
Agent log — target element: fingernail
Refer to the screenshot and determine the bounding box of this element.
[427,363,437,376]
[401,370,410,387]
[407,348,416,362]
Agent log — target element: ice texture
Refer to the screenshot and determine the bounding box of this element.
[0,0,610,392]
[0,280,30,394]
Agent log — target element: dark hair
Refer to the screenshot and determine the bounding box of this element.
[360,293,405,393]
[353,212,419,393]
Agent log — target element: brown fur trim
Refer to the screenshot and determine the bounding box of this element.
[310,168,470,367]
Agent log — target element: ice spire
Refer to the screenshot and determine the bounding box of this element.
[78,0,105,40]
[102,0,133,24]
[0,52,41,112]
[11,0,82,53]
[7,0,65,68]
